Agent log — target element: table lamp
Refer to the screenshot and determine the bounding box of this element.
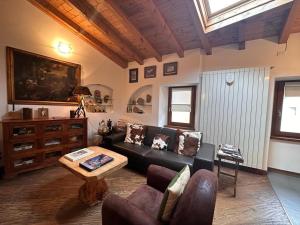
[73,86,92,118]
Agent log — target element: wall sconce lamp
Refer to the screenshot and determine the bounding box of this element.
[56,41,72,55]
[225,74,235,86]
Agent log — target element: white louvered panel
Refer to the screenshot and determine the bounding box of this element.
[200,68,270,169]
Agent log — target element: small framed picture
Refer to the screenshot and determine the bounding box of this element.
[129,68,138,83]
[37,108,49,119]
[144,66,156,79]
[163,62,178,76]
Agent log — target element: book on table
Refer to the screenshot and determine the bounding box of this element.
[64,148,94,162]
[79,154,114,172]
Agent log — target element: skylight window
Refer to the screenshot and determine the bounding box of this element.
[196,0,293,33]
[207,0,245,14]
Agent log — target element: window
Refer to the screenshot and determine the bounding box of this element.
[206,0,245,14]
[167,86,196,129]
[271,80,300,141]
[196,0,289,32]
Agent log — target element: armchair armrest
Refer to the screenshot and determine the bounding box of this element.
[193,143,215,173]
[102,194,162,225]
[103,132,126,146]
[147,165,177,193]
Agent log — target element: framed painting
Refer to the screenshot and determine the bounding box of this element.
[129,68,138,83]
[144,65,156,79]
[163,62,178,76]
[6,47,81,105]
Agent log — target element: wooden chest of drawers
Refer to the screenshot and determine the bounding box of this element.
[2,117,87,178]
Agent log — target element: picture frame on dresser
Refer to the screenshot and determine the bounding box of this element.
[6,47,81,106]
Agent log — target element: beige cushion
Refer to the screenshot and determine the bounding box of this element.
[157,165,190,222]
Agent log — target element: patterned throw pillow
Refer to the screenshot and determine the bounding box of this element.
[157,165,190,222]
[181,136,199,156]
[177,131,202,156]
[124,123,145,145]
[151,134,169,150]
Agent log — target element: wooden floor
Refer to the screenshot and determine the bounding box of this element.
[0,166,291,225]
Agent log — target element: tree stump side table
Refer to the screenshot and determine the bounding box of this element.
[217,147,244,197]
[59,146,128,206]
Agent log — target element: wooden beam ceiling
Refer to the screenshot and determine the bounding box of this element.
[103,0,162,62]
[67,0,144,65]
[28,0,128,68]
[279,0,300,44]
[139,0,184,58]
[27,0,299,67]
[186,0,212,55]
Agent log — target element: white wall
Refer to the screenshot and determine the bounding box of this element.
[0,0,125,152]
[122,49,203,129]
[268,140,300,173]
[203,33,300,173]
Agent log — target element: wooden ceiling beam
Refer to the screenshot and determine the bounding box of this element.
[68,0,144,65]
[104,0,162,62]
[238,41,246,50]
[238,21,246,50]
[186,0,212,55]
[27,0,128,68]
[140,0,184,58]
[279,0,300,44]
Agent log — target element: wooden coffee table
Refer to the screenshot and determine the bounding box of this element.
[59,146,128,206]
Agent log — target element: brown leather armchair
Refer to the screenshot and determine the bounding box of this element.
[102,165,218,225]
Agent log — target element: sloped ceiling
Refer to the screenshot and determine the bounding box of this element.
[28,0,300,68]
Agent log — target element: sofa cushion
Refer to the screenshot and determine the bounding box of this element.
[177,131,202,154]
[144,126,162,146]
[151,134,170,150]
[161,128,177,152]
[146,150,193,172]
[158,165,190,222]
[127,184,163,218]
[113,142,152,157]
[180,136,199,156]
[124,123,146,145]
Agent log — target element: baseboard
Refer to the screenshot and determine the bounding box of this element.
[214,160,267,175]
[268,167,300,177]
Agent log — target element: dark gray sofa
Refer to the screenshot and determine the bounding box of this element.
[103,125,215,173]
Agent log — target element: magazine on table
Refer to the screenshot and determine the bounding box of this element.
[218,144,242,159]
[64,148,94,162]
[79,154,114,172]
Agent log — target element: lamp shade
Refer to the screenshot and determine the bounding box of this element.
[73,86,92,96]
